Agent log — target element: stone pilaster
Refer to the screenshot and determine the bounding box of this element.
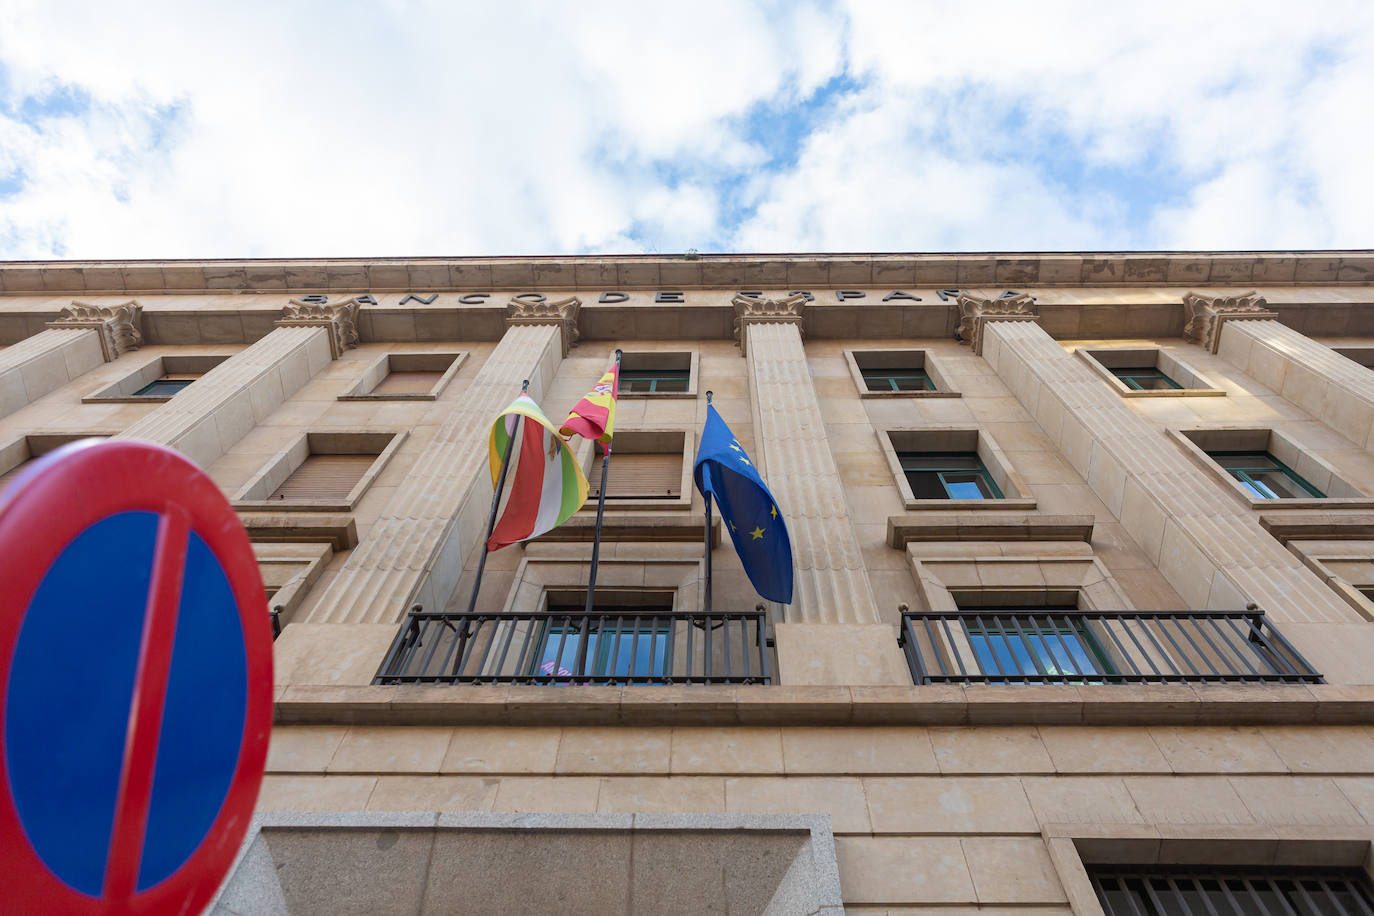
[734,294,880,626]
[115,299,358,469]
[1181,290,1277,353]
[0,300,143,419]
[303,299,574,624]
[980,316,1374,682]
[1194,294,1374,451]
[955,291,1038,355]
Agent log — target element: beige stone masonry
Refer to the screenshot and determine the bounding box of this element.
[1213,311,1374,451]
[303,315,566,624]
[113,298,358,468]
[980,317,1374,682]
[0,300,141,418]
[735,294,880,625]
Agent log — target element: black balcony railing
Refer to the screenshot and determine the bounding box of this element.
[898,609,1322,685]
[376,609,771,685]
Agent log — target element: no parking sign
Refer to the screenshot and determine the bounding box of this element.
[0,439,273,914]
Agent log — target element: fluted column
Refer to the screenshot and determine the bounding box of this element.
[304,297,578,624]
[965,292,1373,681]
[736,294,880,625]
[1185,290,1374,451]
[0,300,142,418]
[115,298,358,469]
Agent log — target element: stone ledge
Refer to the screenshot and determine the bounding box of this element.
[4,251,1372,294]
[1259,513,1374,544]
[273,683,1374,727]
[240,512,358,550]
[887,514,1093,548]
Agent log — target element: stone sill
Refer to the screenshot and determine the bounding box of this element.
[902,498,1038,512]
[533,513,719,544]
[239,512,358,550]
[1115,388,1226,398]
[273,683,1374,728]
[336,393,437,402]
[858,390,962,399]
[888,513,1092,548]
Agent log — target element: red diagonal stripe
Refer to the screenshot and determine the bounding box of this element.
[103,508,189,899]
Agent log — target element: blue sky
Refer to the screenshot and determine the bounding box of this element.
[0,0,1370,259]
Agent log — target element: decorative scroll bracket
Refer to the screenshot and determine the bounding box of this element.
[505,295,581,357]
[1182,290,1278,353]
[955,291,1038,355]
[47,300,144,361]
[732,292,807,357]
[277,297,362,359]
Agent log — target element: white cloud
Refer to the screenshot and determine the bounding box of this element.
[0,0,1370,258]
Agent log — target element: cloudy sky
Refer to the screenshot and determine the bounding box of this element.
[0,1,1370,260]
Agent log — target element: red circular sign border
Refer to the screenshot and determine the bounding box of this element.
[0,439,272,915]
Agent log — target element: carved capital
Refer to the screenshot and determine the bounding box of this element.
[277,297,362,358]
[505,295,581,356]
[47,299,143,361]
[1182,290,1278,353]
[732,293,807,356]
[955,291,1038,355]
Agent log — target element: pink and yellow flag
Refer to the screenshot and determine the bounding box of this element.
[559,363,619,444]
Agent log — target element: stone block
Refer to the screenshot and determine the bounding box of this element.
[834,836,975,905]
[781,726,939,775]
[929,727,1054,774]
[440,726,563,774]
[864,776,1038,833]
[962,837,1066,904]
[725,776,872,832]
[330,726,454,773]
[555,727,672,775]
[671,727,784,774]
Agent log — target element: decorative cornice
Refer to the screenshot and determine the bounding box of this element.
[955,291,1038,355]
[1182,290,1278,353]
[732,292,807,356]
[504,294,580,356]
[46,299,143,361]
[277,297,361,358]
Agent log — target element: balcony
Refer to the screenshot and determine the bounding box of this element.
[898,609,1322,685]
[376,609,771,685]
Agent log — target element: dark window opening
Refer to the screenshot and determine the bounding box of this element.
[133,374,198,397]
[1210,451,1325,499]
[898,452,1003,499]
[1090,865,1374,916]
[1109,366,1182,390]
[964,613,1115,681]
[861,366,933,392]
[536,593,676,680]
[619,368,690,394]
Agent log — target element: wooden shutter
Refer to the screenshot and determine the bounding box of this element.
[588,452,681,499]
[270,454,375,502]
[372,370,442,396]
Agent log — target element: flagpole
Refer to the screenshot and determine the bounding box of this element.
[577,349,621,674]
[464,379,527,615]
[703,390,713,615]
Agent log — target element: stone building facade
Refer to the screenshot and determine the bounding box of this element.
[3,251,1374,913]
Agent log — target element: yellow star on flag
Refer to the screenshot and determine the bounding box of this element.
[750,526,766,540]
[770,504,777,519]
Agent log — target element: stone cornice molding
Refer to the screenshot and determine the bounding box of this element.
[732,292,807,356]
[46,299,143,361]
[277,297,362,358]
[1182,290,1279,353]
[955,291,1038,355]
[504,294,580,356]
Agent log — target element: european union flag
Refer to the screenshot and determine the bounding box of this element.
[693,404,793,604]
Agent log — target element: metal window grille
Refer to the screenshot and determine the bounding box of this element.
[897,609,1322,685]
[375,609,771,685]
[1090,866,1374,916]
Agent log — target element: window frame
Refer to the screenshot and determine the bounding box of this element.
[82,353,232,404]
[337,350,467,401]
[615,351,698,399]
[1108,366,1183,391]
[1211,450,1325,499]
[962,612,1117,682]
[574,427,695,510]
[232,429,408,512]
[1170,427,1374,508]
[879,427,1034,510]
[1077,346,1223,399]
[844,348,962,399]
[897,451,1005,500]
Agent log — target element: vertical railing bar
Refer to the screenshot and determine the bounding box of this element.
[1116,875,1153,916]
[1170,613,1223,679]
[1188,615,1243,679]
[722,615,734,683]
[758,612,772,684]
[412,616,447,679]
[663,615,677,683]
[1138,874,1181,916]
[1098,616,1144,680]
[738,616,749,682]
[686,612,696,681]
[1216,615,1270,678]
[1153,613,1203,678]
[1216,874,1252,916]
[1170,875,1223,916]
[904,616,929,684]
[552,615,573,683]
[452,616,487,680]
[1044,614,1084,681]
[705,612,713,682]
[1249,615,1308,678]
[919,617,947,678]
[512,617,541,682]
[1008,614,1051,681]
[973,614,1009,682]
[471,614,502,680]
[1316,878,1360,916]
[630,614,642,685]
[1133,613,1181,679]
[1244,876,1295,916]
[1292,879,1336,916]
[607,614,623,683]
[1116,614,1163,681]
[491,617,519,680]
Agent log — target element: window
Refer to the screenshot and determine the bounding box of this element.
[898,452,1004,500]
[861,366,932,392]
[532,592,676,681]
[846,349,958,398]
[620,368,689,394]
[233,430,406,510]
[339,352,466,401]
[132,373,198,397]
[589,452,681,500]
[1090,866,1374,916]
[616,352,696,397]
[1108,366,1181,391]
[0,434,111,487]
[964,612,1114,681]
[1211,451,1324,499]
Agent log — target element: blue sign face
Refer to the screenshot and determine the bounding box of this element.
[4,510,247,895]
